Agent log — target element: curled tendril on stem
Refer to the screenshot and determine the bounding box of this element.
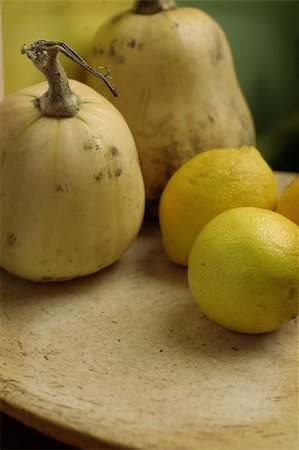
[98,66,111,79]
[21,40,119,97]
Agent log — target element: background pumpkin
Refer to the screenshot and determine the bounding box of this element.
[0,40,145,282]
[85,0,256,212]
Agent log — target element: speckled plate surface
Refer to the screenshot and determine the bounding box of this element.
[1,172,298,450]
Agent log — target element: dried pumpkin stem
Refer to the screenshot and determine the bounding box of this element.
[134,0,177,14]
[21,40,118,118]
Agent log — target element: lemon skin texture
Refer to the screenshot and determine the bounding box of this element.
[188,207,299,334]
[159,146,277,266]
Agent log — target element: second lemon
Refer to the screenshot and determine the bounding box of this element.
[159,146,277,266]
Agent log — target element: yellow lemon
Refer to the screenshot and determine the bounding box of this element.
[159,146,277,266]
[276,177,299,226]
[188,207,299,334]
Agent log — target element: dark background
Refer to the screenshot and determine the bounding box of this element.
[183,1,299,172]
[1,412,76,450]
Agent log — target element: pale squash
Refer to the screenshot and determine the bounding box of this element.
[86,0,256,213]
[0,40,145,281]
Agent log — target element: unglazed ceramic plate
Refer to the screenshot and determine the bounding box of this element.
[1,172,298,450]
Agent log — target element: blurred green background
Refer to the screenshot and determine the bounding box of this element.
[2,0,299,171]
[180,1,299,172]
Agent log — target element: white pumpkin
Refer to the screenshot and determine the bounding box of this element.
[0,41,145,281]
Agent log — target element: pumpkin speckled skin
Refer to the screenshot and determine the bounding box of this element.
[86,5,256,209]
[0,80,145,281]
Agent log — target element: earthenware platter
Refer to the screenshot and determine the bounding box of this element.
[1,172,298,450]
